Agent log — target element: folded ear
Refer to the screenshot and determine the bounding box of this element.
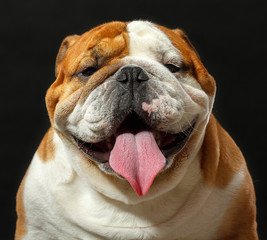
[55,34,80,77]
[171,29,215,95]
[172,29,201,59]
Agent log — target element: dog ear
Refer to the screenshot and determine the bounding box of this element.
[172,29,201,59]
[172,29,216,95]
[55,35,80,77]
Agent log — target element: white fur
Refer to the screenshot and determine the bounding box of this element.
[66,21,212,143]
[127,21,182,64]
[20,21,227,240]
[22,130,245,239]
[126,20,212,129]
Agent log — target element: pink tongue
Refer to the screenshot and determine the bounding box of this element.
[109,131,166,196]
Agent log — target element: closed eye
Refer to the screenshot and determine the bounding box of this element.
[81,67,98,77]
[165,64,180,73]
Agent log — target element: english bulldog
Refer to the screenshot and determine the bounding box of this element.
[15,20,258,240]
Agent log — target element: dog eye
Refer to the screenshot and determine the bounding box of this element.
[81,67,98,77]
[165,64,180,73]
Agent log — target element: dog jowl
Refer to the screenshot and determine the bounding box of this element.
[15,21,258,240]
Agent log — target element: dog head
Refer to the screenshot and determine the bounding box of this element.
[45,20,216,202]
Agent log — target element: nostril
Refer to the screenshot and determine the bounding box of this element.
[137,69,149,81]
[116,66,149,83]
[116,72,128,82]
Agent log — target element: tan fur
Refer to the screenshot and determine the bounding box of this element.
[200,114,257,238]
[215,173,257,239]
[37,127,55,162]
[157,25,216,96]
[60,21,128,76]
[16,21,258,240]
[201,114,244,188]
[46,21,129,125]
[55,34,80,77]
[15,169,28,240]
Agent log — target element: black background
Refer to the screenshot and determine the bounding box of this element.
[1,0,266,239]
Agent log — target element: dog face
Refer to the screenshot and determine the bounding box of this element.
[45,21,216,200]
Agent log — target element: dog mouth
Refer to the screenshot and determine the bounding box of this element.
[73,112,196,196]
[73,112,196,165]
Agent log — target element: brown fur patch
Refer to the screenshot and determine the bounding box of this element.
[156,25,216,96]
[215,172,258,239]
[201,114,244,188]
[45,70,65,123]
[15,168,29,240]
[78,60,125,104]
[61,21,128,76]
[37,127,55,162]
[46,21,129,125]
[55,35,80,77]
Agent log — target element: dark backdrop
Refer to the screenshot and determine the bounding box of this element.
[1,0,266,239]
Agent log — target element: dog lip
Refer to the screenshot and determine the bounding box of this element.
[72,117,197,165]
[160,119,197,158]
[73,136,110,163]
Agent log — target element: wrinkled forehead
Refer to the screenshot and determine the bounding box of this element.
[63,21,128,71]
[63,21,191,71]
[127,21,182,63]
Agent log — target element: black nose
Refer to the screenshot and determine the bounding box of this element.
[116,66,149,82]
